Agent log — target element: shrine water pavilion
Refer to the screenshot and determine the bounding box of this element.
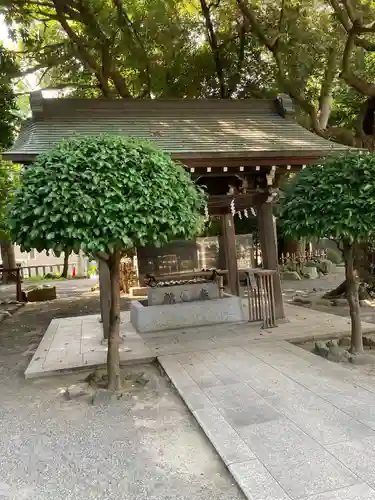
[4,92,348,321]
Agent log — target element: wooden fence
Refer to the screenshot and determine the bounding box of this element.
[243,269,277,328]
[20,264,74,278]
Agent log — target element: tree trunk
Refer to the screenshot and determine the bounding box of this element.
[343,241,363,353]
[0,240,16,284]
[107,251,122,392]
[61,251,70,278]
[323,280,370,300]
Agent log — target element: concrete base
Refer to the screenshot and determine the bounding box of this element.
[131,295,245,333]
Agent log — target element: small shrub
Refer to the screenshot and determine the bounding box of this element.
[88,265,97,277]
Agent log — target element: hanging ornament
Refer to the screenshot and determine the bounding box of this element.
[204,204,209,220]
[244,209,249,218]
[238,211,242,220]
[230,198,236,216]
[251,207,256,217]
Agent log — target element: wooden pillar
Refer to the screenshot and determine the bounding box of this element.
[221,213,239,296]
[99,260,111,339]
[257,202,285,319]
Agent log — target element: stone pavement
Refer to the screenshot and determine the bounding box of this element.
[159,342,375,500]
[25,303,375,378]
[22,298,375,498]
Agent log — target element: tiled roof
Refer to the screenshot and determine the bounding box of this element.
[4,94,349,163]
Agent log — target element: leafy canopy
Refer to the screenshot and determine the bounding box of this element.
[0,45,19,150]
[9,136,206,255]
[279,151,375,243]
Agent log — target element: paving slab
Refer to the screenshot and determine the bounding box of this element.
[25,313,154,378]
[23,298,375,498]
[193,405,256,466]
[325,437,375,488]
[25,301,375,378]
[159,341,375,500]
[300,484,375,500]
[229,460,290,500]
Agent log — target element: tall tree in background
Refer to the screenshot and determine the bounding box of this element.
[0,45,18,149]
[0,45,19,277]
[1,0,276,99]
[4,0,375,291]
[2,1,375,145]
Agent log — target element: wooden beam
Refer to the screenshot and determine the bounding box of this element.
[257,203,285,319]
[221,213,239,296]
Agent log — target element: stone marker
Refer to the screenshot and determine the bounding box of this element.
[303,266,318,279]
[363,334,375,347]
[66,382,94,399]
[26,286,56,302]
[292,296,312,305]
[92,388,119,405]
[315,340,329,358]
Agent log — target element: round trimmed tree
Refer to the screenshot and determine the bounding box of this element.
[280,150,375,354]
[9,136,206,390]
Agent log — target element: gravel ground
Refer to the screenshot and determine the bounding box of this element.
[0,295,244,500]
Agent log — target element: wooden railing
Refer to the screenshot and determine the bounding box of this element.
[243,269,277,328]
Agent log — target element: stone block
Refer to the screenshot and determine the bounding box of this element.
[292,296,312,305]
[66,382,94,399]
[147,282,219,306]
[315,340,329,358]
[319,259,336,274]
[303,266,318,279]
[363,334,375,347]
[26,286,56,302]
[130,296,245,333]
[92,388,119,405]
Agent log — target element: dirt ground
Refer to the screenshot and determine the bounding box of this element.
[0,293,245,500]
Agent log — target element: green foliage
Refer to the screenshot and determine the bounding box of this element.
[88,264,97,277]
[9,135,206,256]
[0,0,276,100]
[0,45,19,150]
[3,0,375,143]
[280,151,375,243]
[0,159,20,239]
